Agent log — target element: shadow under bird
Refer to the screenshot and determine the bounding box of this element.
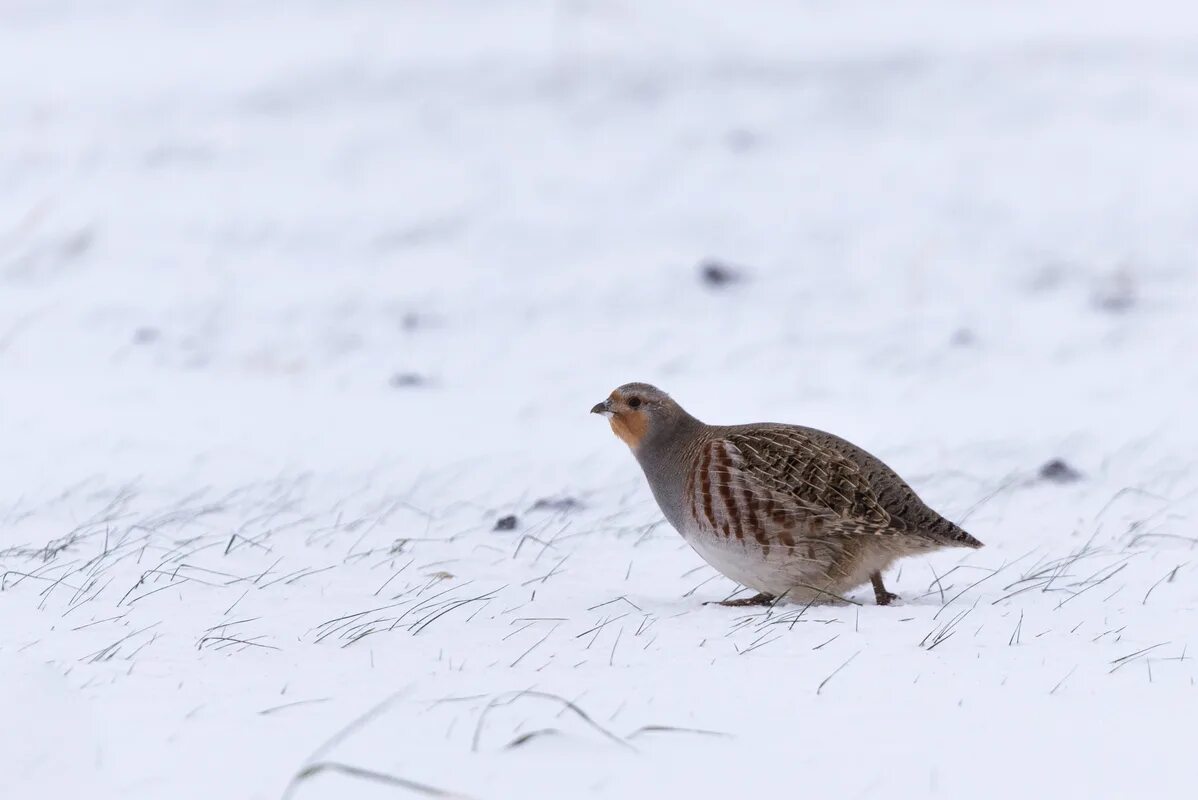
[592,383,983,606]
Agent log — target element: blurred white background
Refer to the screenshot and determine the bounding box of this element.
[3,2,1197,799]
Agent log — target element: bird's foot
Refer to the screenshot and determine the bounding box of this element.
[874,589,899,606]
[870,571,899,606]
[707,592,775,607]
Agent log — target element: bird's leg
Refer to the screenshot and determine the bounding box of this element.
[709,592,775,607]
[870,572,898,606]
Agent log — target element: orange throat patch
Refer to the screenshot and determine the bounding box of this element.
[609,410,648,449]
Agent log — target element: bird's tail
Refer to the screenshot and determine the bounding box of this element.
[933,515,984,548]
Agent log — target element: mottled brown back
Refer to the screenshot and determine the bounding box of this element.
[715,424,982,547]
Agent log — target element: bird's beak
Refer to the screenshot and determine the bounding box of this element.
[591,399,613,417]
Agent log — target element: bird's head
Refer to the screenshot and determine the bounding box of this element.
[591,382,692,451]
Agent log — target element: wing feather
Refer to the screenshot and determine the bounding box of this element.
[723,429,896,536]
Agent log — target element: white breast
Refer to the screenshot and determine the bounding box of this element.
[678,522,799,597]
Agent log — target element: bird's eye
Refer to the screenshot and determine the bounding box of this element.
[627,396,642,408]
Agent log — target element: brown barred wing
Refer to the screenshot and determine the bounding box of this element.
[727,426,981,547]
[723,429,896,537]
[685,437,870,557]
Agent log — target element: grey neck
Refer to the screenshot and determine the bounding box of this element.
[639,408,704,459]
[633,409,706,529]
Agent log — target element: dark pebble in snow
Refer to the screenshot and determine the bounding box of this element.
[950,328,976,347]
[389,372,426,388]
[494,515,518,531]
[724,129,760,152]
[133,326,160,344]
[699,260,743,288]
[1092,271,1136,313]
[531,497,584,513]
[1039,459,1083,484]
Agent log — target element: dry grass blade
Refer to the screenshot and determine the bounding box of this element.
[927,563,947,604]
[1142,563,1186,605]
[1109,642,1170,673]
[472,690,634,753]
[412,586,505,635]
[817,650,861,695]
[291,762,473,799]
[281,686,411,800]
[1050,666,1077,695]
[510,624,558,667]
[935,564,1006,619]
[1008,610,1023,646]
[921,600,977,651]
[626,724,732,739]
[1054,562,1127,609]
[790,582,862,606]
[504,728,560,748]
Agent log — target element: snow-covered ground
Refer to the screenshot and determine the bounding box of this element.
[4,1,1198,798]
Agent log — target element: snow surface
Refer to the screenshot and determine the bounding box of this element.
[3,1,1198,798]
